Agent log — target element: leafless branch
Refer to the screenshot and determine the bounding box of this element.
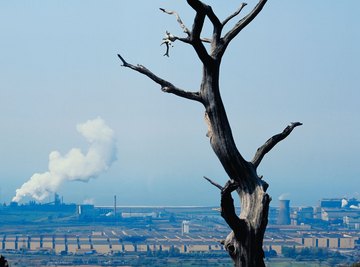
[185,0,219,64]
[161,31,198,57]
[159,8,190,36]
[191,11,213,65]
[160,1,220,62]
[164,32,192,44]
[187,0,221,29]
[159,6,212,57]
[204,177,246,236]
[201,37,212,43]
[220,180,246,238]
[222,3,248,27]
[203,176,245,234]
[117,54,203,103]
[159,7,190,56]
[222,0,268,50]
[160,32,211,57]
[204,176,223,190]
[251,122,302,168]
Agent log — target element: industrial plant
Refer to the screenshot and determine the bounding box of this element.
[1,194,359,266]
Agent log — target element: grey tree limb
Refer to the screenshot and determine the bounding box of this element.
[220,180,247,239]
[251,122,303,168]
[222,3,248,27]
[159,8,190,36]
[203,176,223,190]
[187,0,221,29]
[159,6,212,64]
[117,54,203,103]
[222,0,268,54]
[191,11,213,65]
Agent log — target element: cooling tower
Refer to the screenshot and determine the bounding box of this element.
[277,199,291,225]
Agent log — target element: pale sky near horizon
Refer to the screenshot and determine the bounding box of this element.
[0,1,359,207]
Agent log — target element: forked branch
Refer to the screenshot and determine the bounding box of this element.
[117,54,203,103]
[191,12,213,65]
[222,3,248,27]
[184,0,221,64]
[222,0,268,51]
[159,8,191,56]
[187,0,221,29]
[159,8,190,36]
[221,180,247,239]
[204,177,246,239]
[252,122,302,168]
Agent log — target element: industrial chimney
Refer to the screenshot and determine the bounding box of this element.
[277,199,291,225]
[114,195,117,216]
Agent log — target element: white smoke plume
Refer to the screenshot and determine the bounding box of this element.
[278,193,291,201]
[12,117,117,203]
[341,198,348,208]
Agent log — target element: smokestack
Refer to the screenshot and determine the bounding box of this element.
[2,235,5,250]
[52,236,55,250]
[114,195,117,216]
[27,236,31,249]
[277,199,291,225]
[64,235,68,253]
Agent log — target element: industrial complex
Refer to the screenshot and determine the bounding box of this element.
[0,195,359,266]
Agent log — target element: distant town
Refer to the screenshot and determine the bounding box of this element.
[0,194,359,266]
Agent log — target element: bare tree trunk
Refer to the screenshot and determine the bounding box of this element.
[200,62,300,266]
[118,1,301,266]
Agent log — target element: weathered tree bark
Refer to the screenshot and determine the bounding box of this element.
[118,1,301,266]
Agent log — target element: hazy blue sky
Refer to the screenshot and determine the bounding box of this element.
[0,1,359,207]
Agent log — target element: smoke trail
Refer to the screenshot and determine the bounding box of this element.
[278,193,290,200]
[12,117,117,202]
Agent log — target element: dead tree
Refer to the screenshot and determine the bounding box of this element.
[0,255,8,267]
[118,0,301,266]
